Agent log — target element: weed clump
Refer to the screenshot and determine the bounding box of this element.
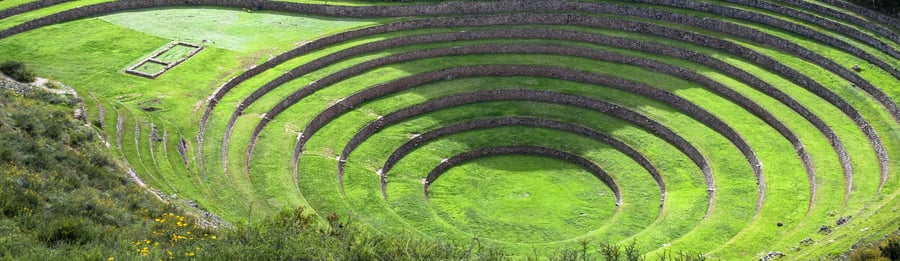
[0,61,35,83]
[848,233,900,261]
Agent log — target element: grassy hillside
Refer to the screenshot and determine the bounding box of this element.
[0,79,518,260]
[0,79,190,259]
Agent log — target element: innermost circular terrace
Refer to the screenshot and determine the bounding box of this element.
[428,153,617,244]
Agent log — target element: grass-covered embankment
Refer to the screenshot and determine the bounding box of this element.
[0,79,519,260]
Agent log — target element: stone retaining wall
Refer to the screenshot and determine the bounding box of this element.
[256,61,734,187]
[176,137,190,167]
[91,5,886,178]
[726,0,899,48]
[422,145,622,207]
[293,42,794,200]
[4,0,894,117]
[1,0,886,191]
[278,86,717,215]
[562,4,900,110]
[229,13,884,187]
[278,65,772,212]
[116,114,124,150]
[0,0,68,20]
[4,0,894,110]
[213,27,849,195]
[812,0,900,31]
[364,117,667,207]
[134,122,141,153]
[96,102,106,128]
[636,0,900,67]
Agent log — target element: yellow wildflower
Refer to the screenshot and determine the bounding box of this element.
[107,257,114,261]
[211,235,217,240]
[186,252,195,257]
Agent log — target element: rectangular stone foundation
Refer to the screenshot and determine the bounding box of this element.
[125,42,203,79]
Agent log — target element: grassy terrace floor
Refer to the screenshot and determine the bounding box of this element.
[0,0,898,259]
[0,0,35,11]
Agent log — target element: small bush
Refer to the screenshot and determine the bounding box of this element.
[848,234,900,261]
[0,61,36,83]
[38,216,97,246]
[881,237,900,260]
[42,81,62,90]
[657,250,707,261]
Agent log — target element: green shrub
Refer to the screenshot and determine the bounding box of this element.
[848,234,900,261]
[37,216,97,246]
[0,61,35,83]
[656,250,708,261]
[881,237,900,260]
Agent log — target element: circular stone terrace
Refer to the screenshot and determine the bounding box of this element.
[0,0,898,259]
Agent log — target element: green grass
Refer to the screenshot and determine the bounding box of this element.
[0,8,386,222]
[614,0,900,71]
[374,127,658,245]
[592,11,898,257]
[350,100,709,251]
[0,0,34,11]
[253,57,756,252]
[425,154,616,243]
[99,7,385,53]
[153,44,199,64]
[206,21,892,255]
[691,0,900,56]
[131,60,166,75]
[0,1,898,259]
[223,21,892,254]
[0,0,116,31]
[0,86,515,260]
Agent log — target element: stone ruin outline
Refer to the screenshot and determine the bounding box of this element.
[125,41,204,79]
